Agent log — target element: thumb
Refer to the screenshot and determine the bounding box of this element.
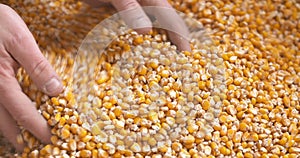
[26,57,63,96]
[2,6,63,96]
[9,39,63,96]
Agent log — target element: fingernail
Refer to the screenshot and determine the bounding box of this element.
[132,17,152,30]
[44,78,63,95]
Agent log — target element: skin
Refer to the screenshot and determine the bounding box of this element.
[0,4,63,151]
[0,0,190,151]
[85,0,191,51]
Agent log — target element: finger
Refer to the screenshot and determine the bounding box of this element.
[139,0,191,51]
[111,0,152,34]
[0,104,24,151]
[168,31,191,51]
[83,0,111,8]
[0,77,52,144]
[0,6,63,96]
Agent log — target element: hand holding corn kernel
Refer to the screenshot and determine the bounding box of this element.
[84,0,191,51]
[0,4,63,151]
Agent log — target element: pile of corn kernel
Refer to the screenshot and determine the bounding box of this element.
[1,0,300,157]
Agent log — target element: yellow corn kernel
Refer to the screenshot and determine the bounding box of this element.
[133,36,144,45]
[60,126,69,139]
[79,150,92,158]
[137,65,147,76]
[40,144,52,155]
[251,133,259,141]
[234,77,243,86]
[244,152,254,158]
[122,43,131,52]
[198,81,206,90]
[261,154,269,158]
[236,151,243,158]
[42,111,50,120]
[103,102,113,109]
[239,122,248,132]
[219,146,230,155]
[187,125,198,134]
[219,114,227,123]
[295,134,300,142]
[171,142,182,152]
[92,149,98,158]
[158,145,168,153]
[182,135,195,144]
[50,135,59,145]
[148,111,159,122]
[199,59,207,66]
[86,142,96,150]
[58,117,66,128]
[237,111,244,119]
[130,143,141,152]
[148,137,157,146]
[65,91,74,101]
[51,97,59,106]
[288,147,300,153]
[149,60,159,69]
[283,96,291,107]
[113,107,122,117]
[160,70,170,78]
[202,99,210,110]
[96,75,109,85]
[78,128,88,138]
[278,136,288,146]
[68,139,77,151]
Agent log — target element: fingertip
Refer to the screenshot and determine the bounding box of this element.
[30,115,52,145]
[14,142,25,153]
[130,15,152,31]
[135,27,152,34]
[40,126,52,144]
[0,105,25,153]
[168,32,191,52]
[43,77,64,96]
[111,0,152,32]
[177,40,192,52]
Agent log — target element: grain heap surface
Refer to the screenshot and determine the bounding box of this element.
[0,0,299,157]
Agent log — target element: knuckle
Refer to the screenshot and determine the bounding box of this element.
[30,58,49,78]
[0,80,8,96]
[141,0,169,6]
[14,112,31,127]
[7,31,30,48]
[121,0,140,9]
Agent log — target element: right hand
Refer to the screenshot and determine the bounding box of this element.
[84,0,191,51]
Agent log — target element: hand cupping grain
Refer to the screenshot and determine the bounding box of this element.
[0,4,63,151]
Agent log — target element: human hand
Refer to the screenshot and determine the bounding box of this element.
[83,0,191,51]
[0,4,63,151]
